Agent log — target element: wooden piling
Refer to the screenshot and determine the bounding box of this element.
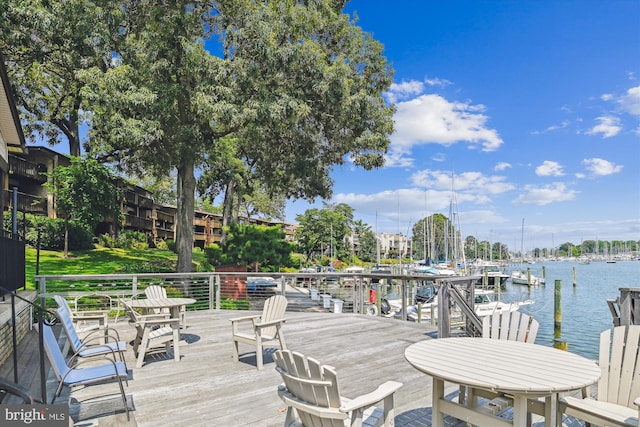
[573,267,577,287]
[553,279,567,350]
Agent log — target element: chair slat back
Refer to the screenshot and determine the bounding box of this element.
[55,307,84,352]
[260,295,288,340]
[274,349,344,426]
[144,285,167,299]
[482,311,538,343]
[598,325,640,408]
[41,324,71,381]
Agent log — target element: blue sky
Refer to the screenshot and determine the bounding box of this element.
[286,0,640,251]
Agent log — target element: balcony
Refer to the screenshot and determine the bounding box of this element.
[3,189,47,215]
[123,214,153,231]
[8,155,47,183]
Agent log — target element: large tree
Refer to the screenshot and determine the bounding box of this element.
[295,203,354,263]
[84,0,394,272]
[0,0,113,155]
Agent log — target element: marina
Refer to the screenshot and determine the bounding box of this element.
[507,259,640,359]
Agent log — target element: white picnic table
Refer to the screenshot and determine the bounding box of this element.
[405,337,601,427]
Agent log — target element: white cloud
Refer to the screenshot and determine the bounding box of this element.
[410,170,515,195]
[586,116,622,138]
[424,77,452,87]
[535,160,565,177]
[494,162,512,171]
[385,80,425,104]
[431,152,447,162]
[513,183,577,206]
[388,94,503,164]
[582,158,623,176]
[618,85,640,117]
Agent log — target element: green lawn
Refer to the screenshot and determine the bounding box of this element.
[25,247,212,287]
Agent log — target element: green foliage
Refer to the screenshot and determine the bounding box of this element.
[118,259,175,274]
[0,0,114,155]
[155,240,169,251]
[96,233,115,248]
[219,298,250,310]
[3,212,92,250]
[115,231,148,250]
[294,203,354,263]
[46,157,123,233]
[204,222,293,270]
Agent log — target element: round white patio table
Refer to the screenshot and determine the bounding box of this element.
[405,337,601,427]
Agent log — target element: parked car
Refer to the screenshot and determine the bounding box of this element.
[247,277,277,292]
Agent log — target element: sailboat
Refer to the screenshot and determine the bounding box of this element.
[510,219,545,286]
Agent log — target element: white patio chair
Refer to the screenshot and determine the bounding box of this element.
[231,294,287,370]
[274,349,402,427]
[53,295,108,333]
[55,306,128,369]
[40,323,130,420]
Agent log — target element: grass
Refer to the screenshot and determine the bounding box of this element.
[25,246,212,287]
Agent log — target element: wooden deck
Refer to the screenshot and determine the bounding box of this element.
[2,310,586,426]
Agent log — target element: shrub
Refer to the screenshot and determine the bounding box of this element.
[219,298,250,310]
[155,239,169,250]
[115,231,147,249]
[118,259,176,273]
[96,233,116,248]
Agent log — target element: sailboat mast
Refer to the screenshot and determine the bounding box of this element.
[520,218,525,264]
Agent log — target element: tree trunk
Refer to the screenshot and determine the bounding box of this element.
[176,162,195,272]
[63,220,69,259]
[221,180,236,245]
[68,112,81,157]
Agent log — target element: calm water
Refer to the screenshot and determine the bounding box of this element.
[499,260,640,360]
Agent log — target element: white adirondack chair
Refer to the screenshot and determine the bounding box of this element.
[482,311,539,343]
[231,294,287,370]
[144,284,187,328]
[122,300,181,368]
[274,349,402,427]
[559,325,640,427]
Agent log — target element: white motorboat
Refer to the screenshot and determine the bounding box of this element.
[472,289,534,317]
[471,262,510,289]
[510,269,545,286]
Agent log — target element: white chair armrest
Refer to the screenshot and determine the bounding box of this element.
[339,381,403,413]
[229,315,261,323]
[255,318,286,328]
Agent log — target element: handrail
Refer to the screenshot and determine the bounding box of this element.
[447,283,482,335]
[0,286,57,404]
